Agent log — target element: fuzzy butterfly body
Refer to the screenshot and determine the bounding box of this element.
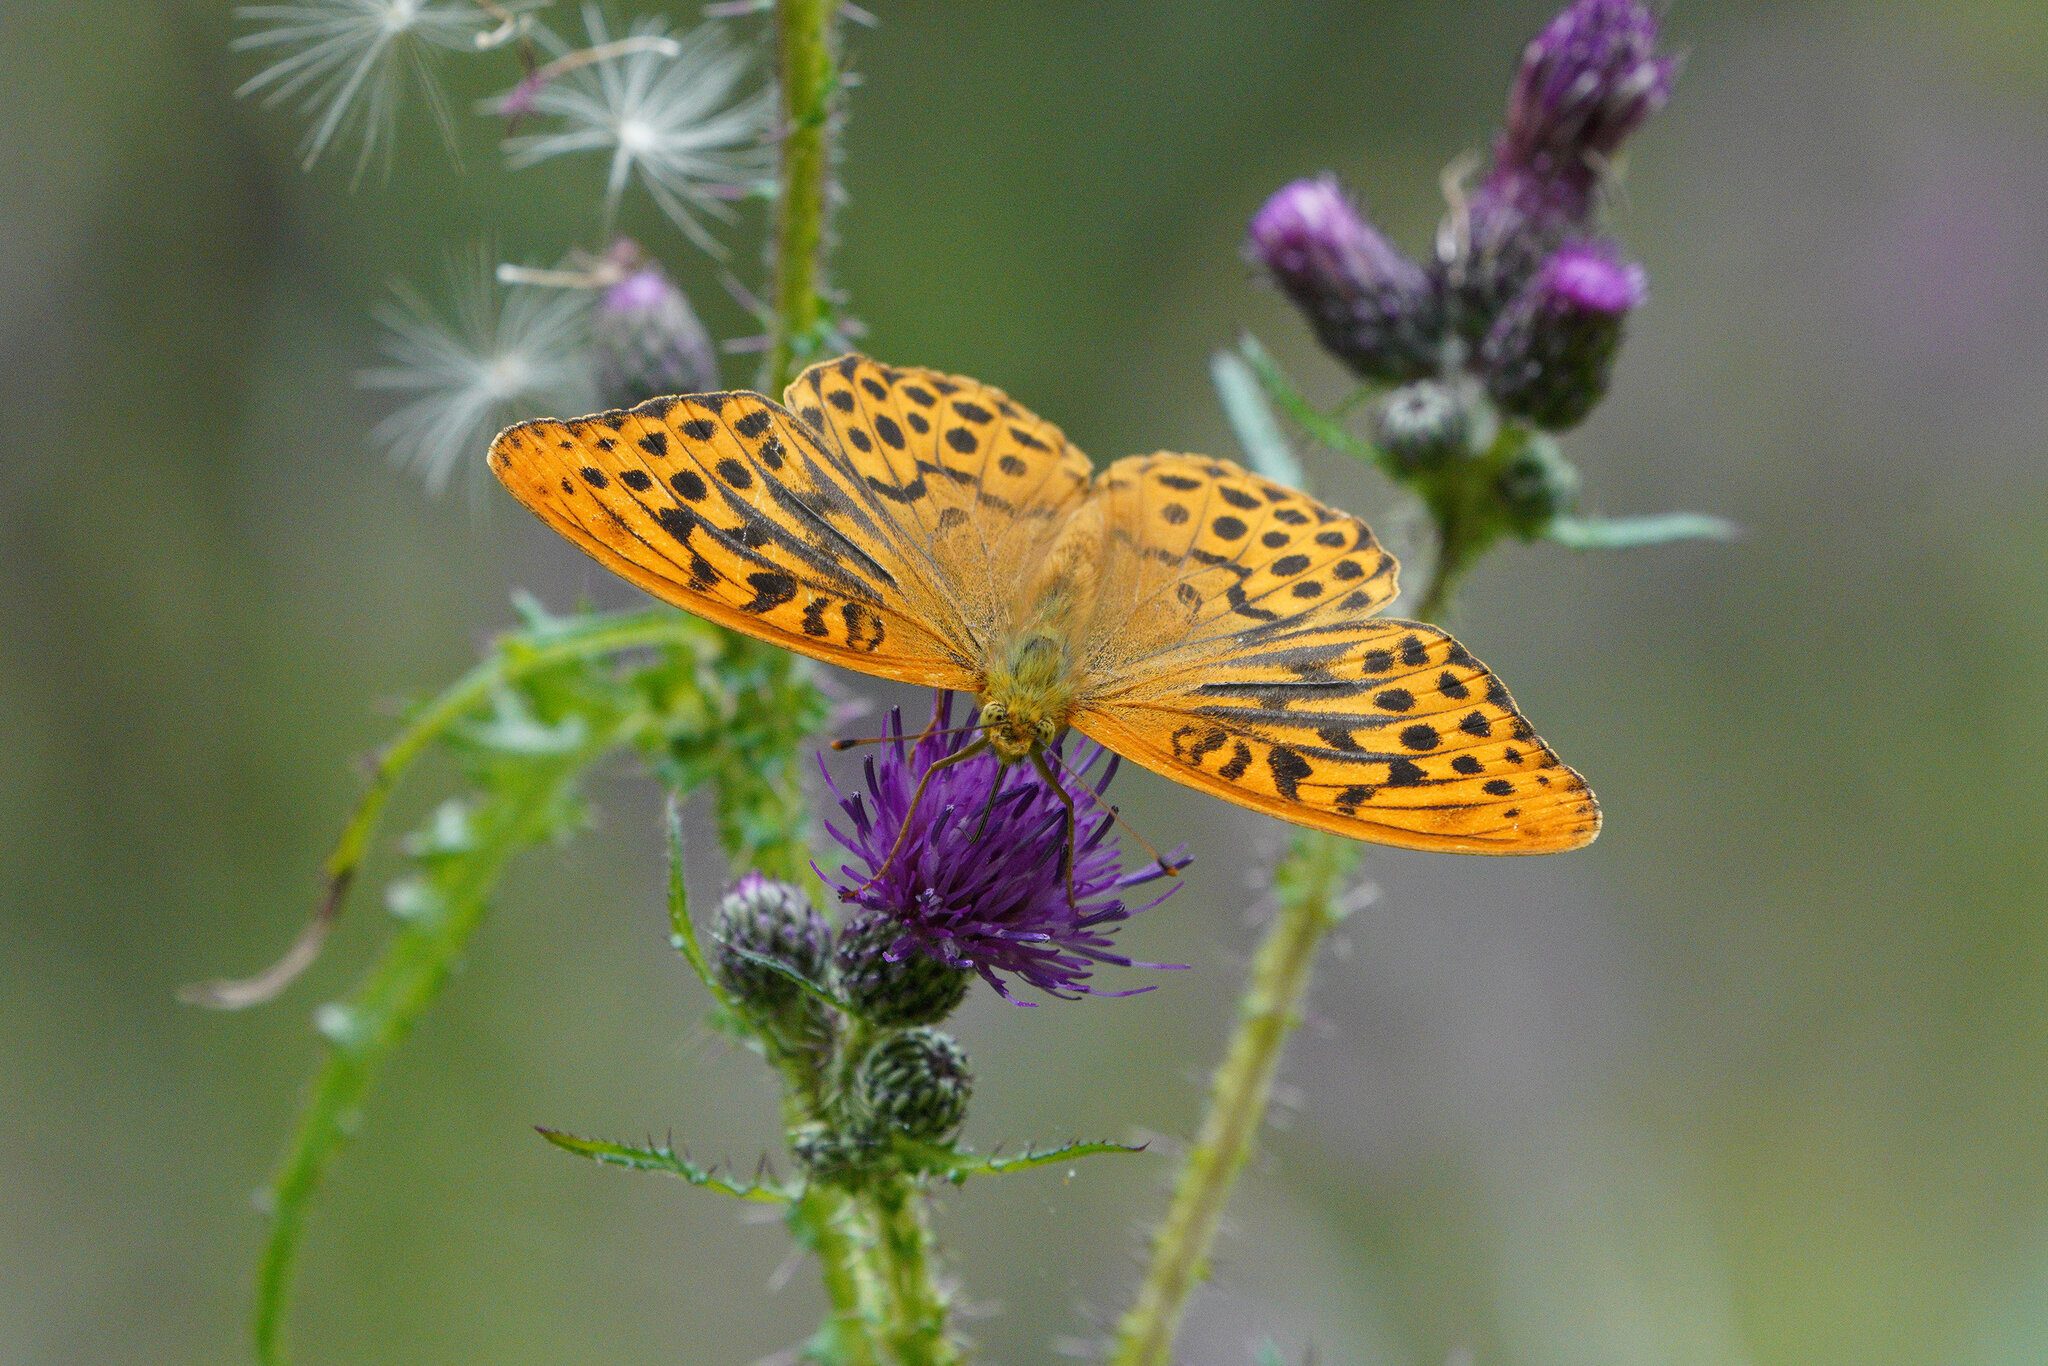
[489,354,1598,853]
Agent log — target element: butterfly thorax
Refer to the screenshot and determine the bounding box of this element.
[978,505,1106,762]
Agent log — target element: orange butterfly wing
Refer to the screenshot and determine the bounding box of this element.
[1073,453,1599,853]
[780,354,1095,652]
[488,388,978,687]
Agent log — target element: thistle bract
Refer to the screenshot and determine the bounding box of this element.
[820,694,1186,1003]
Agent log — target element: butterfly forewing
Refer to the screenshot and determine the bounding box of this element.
[489,390,977,686]
[1074,455,1598,853]
[784,356,1094,649]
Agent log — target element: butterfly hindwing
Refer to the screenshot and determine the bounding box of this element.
[1075,455,1597,853]
[1078,452,1402,676]
[489,390,978,687]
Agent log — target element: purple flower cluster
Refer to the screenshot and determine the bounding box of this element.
[1245,0,1673,432]
[820,695,1186,1004]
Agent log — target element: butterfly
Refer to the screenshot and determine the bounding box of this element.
[488,354,1598,855]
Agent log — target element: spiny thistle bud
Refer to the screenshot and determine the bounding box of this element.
[833,911,971,1028]
[856,1027,972,1143]
[1457,0,1675,331]
[1496,433,1582,536]
[591,243,718,409]
[790,1121,875,1186]
[1480,242,1644,432]
[1248,176,1441,385]
[1374,379,1471,474]
[713,873,834,1047]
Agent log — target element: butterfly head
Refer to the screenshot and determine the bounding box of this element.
[976,697,1060,764]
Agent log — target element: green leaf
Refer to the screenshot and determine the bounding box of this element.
[664,797,729,1006]
[536,1129,790,1203]
[895,1137,1148,1182]
[1545,511,1740,550]
[1211,348,1305,487]
[1235,333,1382,470]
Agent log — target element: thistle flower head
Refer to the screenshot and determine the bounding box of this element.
[1479,239,1645,431]
[235,0,539,178]
[1470,0,1677,244]
[820,695,1187,1004]
[590,242,719,408]
[1248,176,1441,385]
[502,6,773,255]
[1499,0,1677,188]
[360,256,594,494]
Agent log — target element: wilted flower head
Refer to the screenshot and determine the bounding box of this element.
[503,6,773,255]
[821,695,1187,1003]
[360,256,594,494]
[235,0,539,178]
[590,243,719,408]
[1480,240,1645,431]
[1248,176,1440,385]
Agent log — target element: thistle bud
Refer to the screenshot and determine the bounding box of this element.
[1248,177,1441,385]
[833,911,971,1028]
[790,1122,874,1186]
[1495,433,1582,536]
[591,245,718,408]
[857,1027,972,1143]
[1480,242,1644,432]
[1373,379,1471,474]
[713,874,833,1049]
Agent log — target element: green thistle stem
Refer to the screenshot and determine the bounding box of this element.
[865,1178,962,1365]
[767,0,838,394]
[1108,830,1360,1366]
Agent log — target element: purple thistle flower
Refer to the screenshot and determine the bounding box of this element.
[1480,240,1646,431]
[819,694,1187,1004]
[1458,0,1675,332]
[1248,176,1441,384]
[590,242,718,408]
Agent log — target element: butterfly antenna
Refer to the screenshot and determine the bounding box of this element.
[1038,743,1182,880]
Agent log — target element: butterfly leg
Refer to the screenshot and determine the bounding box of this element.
[1029,749,1082,909]
[842,738,993,900]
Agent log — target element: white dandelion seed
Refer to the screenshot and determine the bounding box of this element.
[235,0,541,178]
[502,6,773,256]
[361,257,596,495]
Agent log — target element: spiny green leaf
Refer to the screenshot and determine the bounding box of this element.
[536,1129,790,1203]
[895,1137,1148,1182]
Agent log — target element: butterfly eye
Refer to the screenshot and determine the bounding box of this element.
[1034,718,1058,746]
[981,702,1007,725]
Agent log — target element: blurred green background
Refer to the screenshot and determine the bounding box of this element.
[5,1,2046,1362]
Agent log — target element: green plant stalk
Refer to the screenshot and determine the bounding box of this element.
[255,717,629,1365]
[789,1186,884,1366]
[1108,830,1360,1366]
[767,0,838,394]
[864,1178,962,1366]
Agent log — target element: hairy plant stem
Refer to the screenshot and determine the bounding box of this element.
[767,0,837,394]
[1108,830,1361,1366]
[865,1178,962,1366]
